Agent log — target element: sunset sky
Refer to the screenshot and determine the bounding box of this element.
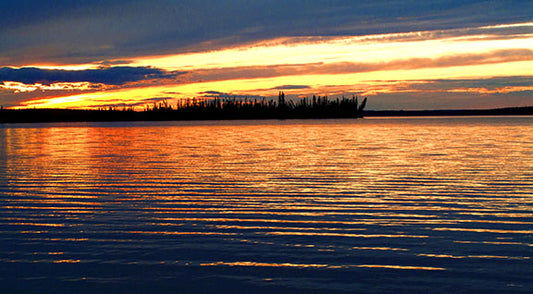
[1,0,532,110]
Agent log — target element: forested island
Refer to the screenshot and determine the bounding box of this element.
[0,93,367,123]
[1,92,531,124]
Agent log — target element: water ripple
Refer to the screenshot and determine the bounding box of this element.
[1,117,532,293]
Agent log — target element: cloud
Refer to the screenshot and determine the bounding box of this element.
[98,60,134,66]
[142,97,174,102]
[199,91,226,96]
[199,91,266,100]
[365,90,533,110]
[0,66,180,85]
[0,81,104,93]
[182,49,533,84]
[328,76,533,99]
[271,85,311,90]
[1,1,530,66]
[401,76,533,92]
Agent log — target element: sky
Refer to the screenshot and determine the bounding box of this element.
[0,0,532,110]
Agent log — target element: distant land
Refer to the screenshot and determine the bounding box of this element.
[1,106,531,124]
[0,94,368,123]
[365,106,533,117]
[0,93,531,124]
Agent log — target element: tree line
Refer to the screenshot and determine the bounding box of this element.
[0,92,367,123]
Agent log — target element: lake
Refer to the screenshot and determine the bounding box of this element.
[0,116,531,293]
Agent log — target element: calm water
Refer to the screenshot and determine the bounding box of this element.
[0,117,531,293]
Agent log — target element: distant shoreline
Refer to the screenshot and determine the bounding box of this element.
[365,106,533,117]
[0,106,531,124]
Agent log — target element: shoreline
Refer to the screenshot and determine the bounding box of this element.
[0,106,531,124]
[365,106,533,117]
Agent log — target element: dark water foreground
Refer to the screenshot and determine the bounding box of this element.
[0,117,531,293]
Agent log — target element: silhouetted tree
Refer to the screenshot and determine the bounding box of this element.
[358,97,367,112]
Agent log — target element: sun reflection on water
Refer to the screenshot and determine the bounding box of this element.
[0,117,532,291]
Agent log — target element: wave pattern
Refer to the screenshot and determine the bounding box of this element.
[0,117,532,293]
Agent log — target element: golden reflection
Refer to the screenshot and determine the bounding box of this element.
[200,261,331,268]
[153,217,364,225]
[456,219,533,225]
[6,222,68,227]
[265,232,428,238]
[3,207,94,213]
[200,261,446,271]
[152,216,461,226]
[355,265,446,271]
[454,240,532,246]
[139,204,513,215]
[2,127,104,218]
[209,225,365,232]
[0,258,81,264]
[52,259,81,263]
[2,118,532,282]
[432,228,533,234]
[458,212,533,218]
[350,247,408,251]
[5,199,100,206]
[418,253,530,260]
[127,231,237,236]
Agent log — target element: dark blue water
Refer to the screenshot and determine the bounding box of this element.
[0,117,532,293]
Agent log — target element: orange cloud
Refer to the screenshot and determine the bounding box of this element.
[1,81,106,93]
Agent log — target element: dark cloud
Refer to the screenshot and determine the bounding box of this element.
[200,91,226,96]
[271,85,311,90]
[162,91,182,95]
[0,66,181,85]
[1,0,530,65]
[142,97,174,102]
[98,60,133,66]
[404,76,533,92]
